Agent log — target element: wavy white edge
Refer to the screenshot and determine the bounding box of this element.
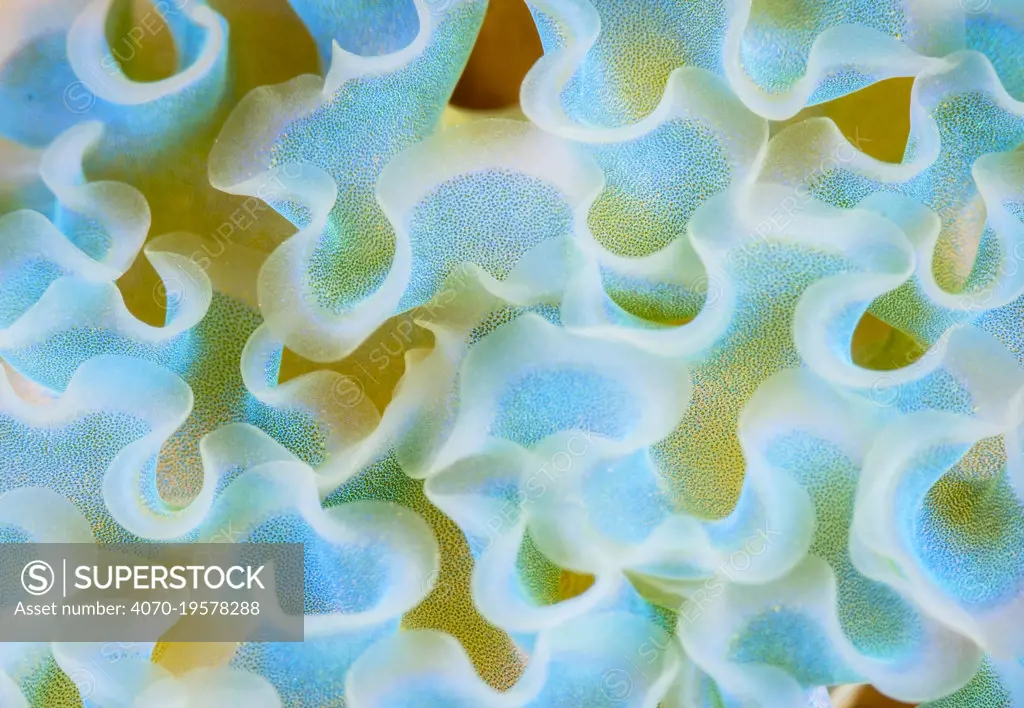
[519,0,984,131]
[0,0,89,65]
[567,68,769,273]
[409,179,1010,610]
[389,256,574,480]
[0,487,93,541]
[347,611,681,708]
[98,412,442,639]
[214,114,601,362]
[66,0,226,106]
[321,0,440,95]
[0,249,211,355]
[428,312,692,470]
[852,377,1024,659]
[563,180,904,360]
[760,52,1024,319]
[687,370,981,703]
[514,68,773,352]
[721,0,938,121]
[346,628,546,707]
[38,121,150,274]
[132,665,282,707]
[679,555,982,706]
[1,121,149,285]
[560,54,1016,350]
[51,641,170,708]
[239,238,578,498]
[422,368,814,612]
[0,670,27,708]
[0,355,197,539]
[19,415,441,649]
[212,466,439,637]
[0,123,214,363]
[2,1,1024,704]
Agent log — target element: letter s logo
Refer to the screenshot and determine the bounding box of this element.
[22,561,55,596]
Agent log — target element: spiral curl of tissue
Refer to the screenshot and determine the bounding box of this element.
[2,0,1024,705]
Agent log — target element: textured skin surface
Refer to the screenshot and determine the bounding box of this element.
[2,0,1024,706]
